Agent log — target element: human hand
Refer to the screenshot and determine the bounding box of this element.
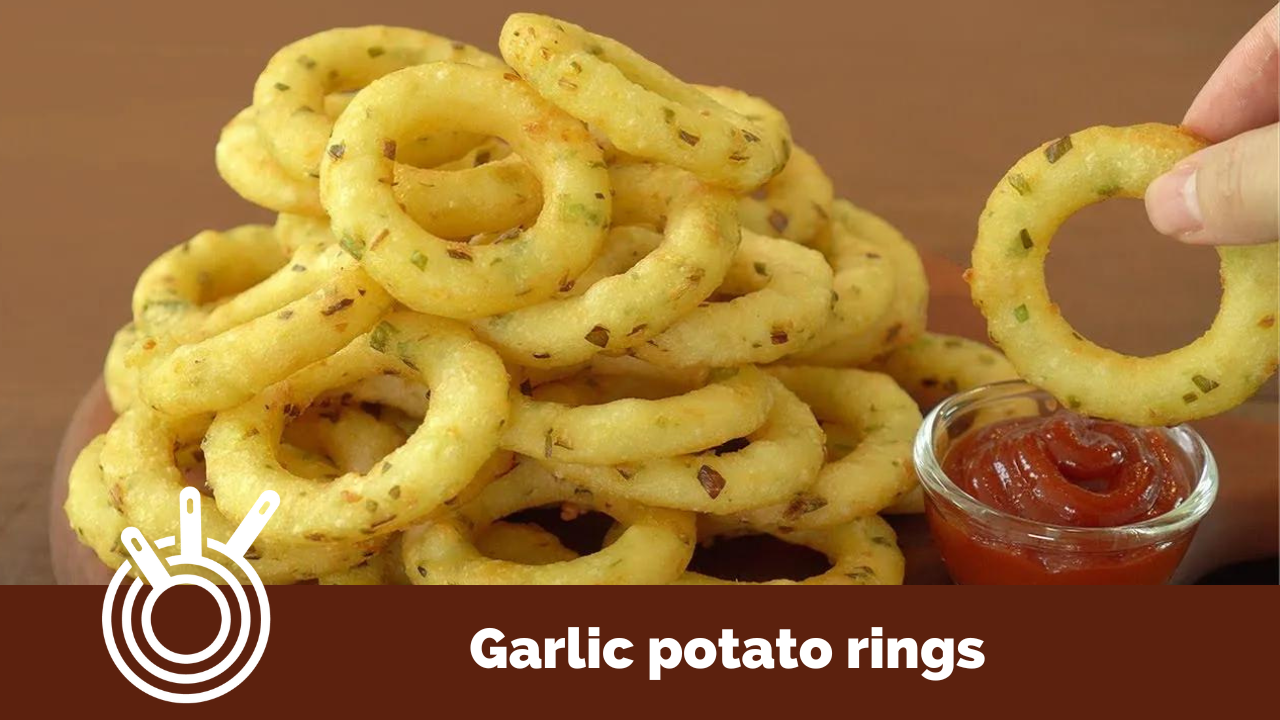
[1145,5,1278,246]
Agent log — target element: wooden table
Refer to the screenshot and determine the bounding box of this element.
[3,0,1276,583]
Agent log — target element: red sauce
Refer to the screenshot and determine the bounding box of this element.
[928,411,1198,584]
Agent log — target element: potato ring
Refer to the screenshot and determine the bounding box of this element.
[543,374,824,514]
[802,234,897,362]
[474,521,581,565]
[273,213,334,255]
[502,365,774,465]
[318,372,434,419]
[551,227,661,301]
[633,231,834,368]
[675,516,904,585]
[217,108,326,216]
[224,111,542,242]
[66,433,353,579]
[204,311,509,543]
[865,332,1018,410]
[794,199,928,365]
[970,123,1279,424]
[286,405,409,475]
[321,62,612,318]
[723,367,921,530]
[130,226,393,416]
[65,436,131,571]
[738,146,834,245]
[394,150,543,239]
[499,14,789,191]
[473,164,738,367]
[868,333,1022,516]
[104,323,141,413]
[401,460,695,585]
[318,536,410,585]
[99,410,381,583]
[252,26,502,180]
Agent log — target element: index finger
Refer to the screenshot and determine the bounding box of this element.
[1184,5,1279,141]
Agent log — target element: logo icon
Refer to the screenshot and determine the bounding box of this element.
[103,486,277,703]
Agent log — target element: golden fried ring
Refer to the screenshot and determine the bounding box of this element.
[794,199,928,365]
[104,323,141,414]
[502,365,774,465]
[252,26,502,180]
[273,213,334,255]
[725,367,921,530]
[401,460,694,585]
[543,374,823,514]
[633,231,834,368]
[65,436,130,571]
[394,150,544,238]
[223,109,541,238]
[737,146,834,245]
[473,164,738,367]
[130,226,393,416]
[217,108,326,216]
[286,405,409,476]
[500,14,789,191]
[971,123,1279,425]
[473,521,581,565]
[866,333,1021,515]
[319,372,434,419]
[100,410,380,583]
[675,516,904,585]
[321,62,611,318]
[204,311,509,543]
[317,535,411,585]
[865,332,1018,411]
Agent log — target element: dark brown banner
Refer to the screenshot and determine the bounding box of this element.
[7,587,1275,714]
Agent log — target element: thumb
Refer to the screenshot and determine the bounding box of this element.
[1144,123,1278,245]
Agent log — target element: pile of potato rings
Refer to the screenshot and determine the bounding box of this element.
[66,13,1025,585]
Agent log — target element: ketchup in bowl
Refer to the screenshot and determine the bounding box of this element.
[914,381,1217,585]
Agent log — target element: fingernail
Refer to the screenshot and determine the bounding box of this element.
[1145,164,1203,240]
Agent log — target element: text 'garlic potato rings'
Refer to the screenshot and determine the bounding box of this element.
[500,13,789,191]
[795,199,928,365]
[676,516,904,585]
[252,26,502,180]
[100,410,379,583]
[738,145,834,246]
[321,62,611,318]
[725,367,921,530]
[970,123,1278,425]
[503,365,774,465]
[402,460,695,585]
[205,311,510,543]
[634,231,834,368]
[544,374,824,514]
[130,225,392,416]
[473,163,739,367]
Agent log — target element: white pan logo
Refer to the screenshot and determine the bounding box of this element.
[103,487,277,703]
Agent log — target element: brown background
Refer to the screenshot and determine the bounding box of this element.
[12,586,1280,712]
[1,0,1276,583]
